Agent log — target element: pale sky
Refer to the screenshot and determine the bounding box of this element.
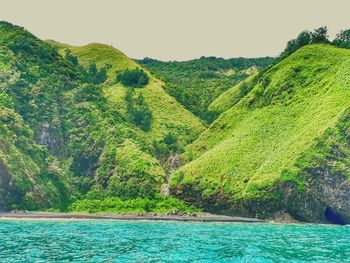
[1,0,350,61]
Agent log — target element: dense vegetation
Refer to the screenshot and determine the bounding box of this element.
[209,26,350,115]
[124,90,152,131]
[117,68,149,88]
[280,26,350,59]
[139,56,274,122]
[332,29,350,49]
[0,21,77,210]
[70,196,199,213]
[64,49,107,84]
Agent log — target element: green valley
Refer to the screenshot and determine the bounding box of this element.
[139,56,273,122]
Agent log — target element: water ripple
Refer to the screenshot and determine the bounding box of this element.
[0,221,348,262]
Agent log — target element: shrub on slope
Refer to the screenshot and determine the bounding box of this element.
[117,68,149,88]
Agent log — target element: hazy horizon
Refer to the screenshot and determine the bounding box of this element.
[1,0,350,61]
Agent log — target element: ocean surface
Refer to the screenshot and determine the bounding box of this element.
[0,220,349,262]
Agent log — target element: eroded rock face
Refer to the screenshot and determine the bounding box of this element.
[170,171,350,224]
[282,170,350,224]
[0,159,24,211]
[312,171,350,224]
[161,153,184,196]
[165,153,183,174]
[0,159,11,211]
[37,122,62,156]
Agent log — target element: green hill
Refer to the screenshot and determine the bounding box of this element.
[56,42,205,143]
[0,22,202,212]
[170,44,350,223]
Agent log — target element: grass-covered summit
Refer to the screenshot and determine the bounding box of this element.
[170,44,350,223]
[55,42,205,142]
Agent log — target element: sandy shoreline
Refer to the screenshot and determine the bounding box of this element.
[0,212,267,223]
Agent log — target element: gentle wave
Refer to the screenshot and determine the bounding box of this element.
[0,221,349,262]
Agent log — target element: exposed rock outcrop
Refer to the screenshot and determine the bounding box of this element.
[281,170,350,224]
[170,171,350,224]
[161,153,184,196]
[165,153,183,174]
[0,159,11,211]
[37,122,63,156]
[0,159,23,211]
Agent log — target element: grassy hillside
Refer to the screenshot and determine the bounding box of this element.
[139,56,274,122]
[48,41,139,82]
[208,74,258,115]
[58,43,205,144]
[170,44,350,211]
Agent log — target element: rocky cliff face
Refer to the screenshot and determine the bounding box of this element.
[281,168,350,224]
[0,159,23,211]
[0,159,12,211]
[165,153,183,174]
[170,151,350,224]
[37,122,64,157]
[170,174,350,224]
[283,112,350,224]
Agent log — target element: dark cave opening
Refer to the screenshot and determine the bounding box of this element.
[324,207,346,225]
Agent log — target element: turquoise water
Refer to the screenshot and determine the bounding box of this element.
[0,221,349,262]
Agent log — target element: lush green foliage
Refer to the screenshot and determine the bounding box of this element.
[153,132,183,159]
[104,139,165,199]
[125,89,152,131]
[280,27,329,58]
[278,26,350,59]
[208,74,258,115]
[60,42,205,145]
[117,68,149,88]
[0,21,74,210]
[139,56,273,122]
[211,26,350,117]
[69,196,199,213]
[333,29,350,49]
[64,49,107,84]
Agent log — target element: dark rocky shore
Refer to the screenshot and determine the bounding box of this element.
[0,212,267,223]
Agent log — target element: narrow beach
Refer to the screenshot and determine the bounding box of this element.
[0,212,266,223]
